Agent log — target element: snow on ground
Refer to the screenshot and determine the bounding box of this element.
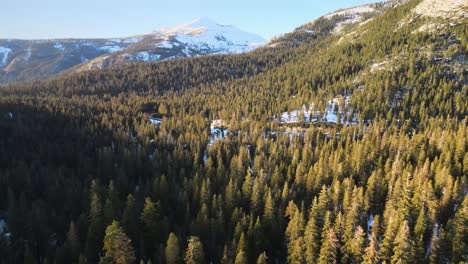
[23,48,32,61]
[209,119,228,145]
[53,43,65,51]
[210,127,228,145]
[135,51,161,61]
[278,95,356,125]
[324,4,375,19]
[367,215,375,229]
[0,46,12,66]
[158,40,174,49]
[300,29,316,34]
[98,45,125,53]
[149,117,162,125]
[80,55,88,62]
[156,17,266,54]
[414,0,467,18]
[123,37,142,44]
[370,60,389,73]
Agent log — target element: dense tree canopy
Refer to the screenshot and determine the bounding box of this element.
[0,0,466,263]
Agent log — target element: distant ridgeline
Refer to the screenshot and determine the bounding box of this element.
[0,0,467,263]
[0,17,266,84]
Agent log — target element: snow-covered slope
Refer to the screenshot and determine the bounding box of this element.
[75,17,266,72]
[156,17,265,55]
[0,18,266,83]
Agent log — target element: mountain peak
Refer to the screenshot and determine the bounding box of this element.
[158,17,230,36]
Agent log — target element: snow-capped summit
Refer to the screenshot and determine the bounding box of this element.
[158,17,223,35]
[154,17,266,54]
[74,17,267,72]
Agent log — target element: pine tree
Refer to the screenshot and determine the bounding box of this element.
[285,202,305,264]
[451,194,468,263]
[256,252,268,264]
[122,194,138,245]
[236,232,247,255]
[318,228,338,264]
[242,169,253,206]
[64,221,80,262]
[185,236,205,264]
[140,197,161,256]
[304,201,321,264]
[391,221,414,264]
[101,221,136,264]
[349,226,365,263]
[414,207,430,263]
[166,232,181,264]
[234,250,248,264]
[362,216,380,264]
[86,191,105,263]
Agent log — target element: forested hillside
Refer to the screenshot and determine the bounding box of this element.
[0,0,467,263]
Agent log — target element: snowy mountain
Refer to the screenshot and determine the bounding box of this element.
[73,17,266,72]
[0,17,266,83]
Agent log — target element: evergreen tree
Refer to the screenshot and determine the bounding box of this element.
[256,252,268,264]
[451,194,468,263]
[391,221,414,264]
[185,236,205,264]
[86,190,105,263]
[166,232,181,264]
[101,221,136,264]
[318,228,338,264]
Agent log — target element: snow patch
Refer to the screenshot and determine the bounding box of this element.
[370,60,389,73]
[149,117,162,125]
[367,215,375,229]
[158,40,174,49]
[123,37,141,44]
[136,51,161,61]
[325,4,375,19]
[53,43,65,51]
[80,55,88,62]
[209,119,228,145]
[278,95,356,125]
[23,48,32,61]
[0,46,12,66]
[98,45,125,53]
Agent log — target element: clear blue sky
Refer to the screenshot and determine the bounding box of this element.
[2,0,377,40]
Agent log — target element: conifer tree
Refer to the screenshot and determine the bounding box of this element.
[256,252,268,264]
[101,221,136,264]
[451,194,468,263]
[392,221,414,264]
[318,228,338,264]
[86,191,105,263]
[362,216,380,264]
[185,236,205,264]
[166,232,181,264]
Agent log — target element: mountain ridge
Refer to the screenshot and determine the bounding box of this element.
[0,17,266,84]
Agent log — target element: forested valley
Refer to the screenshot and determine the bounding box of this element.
[0,0,467,263]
